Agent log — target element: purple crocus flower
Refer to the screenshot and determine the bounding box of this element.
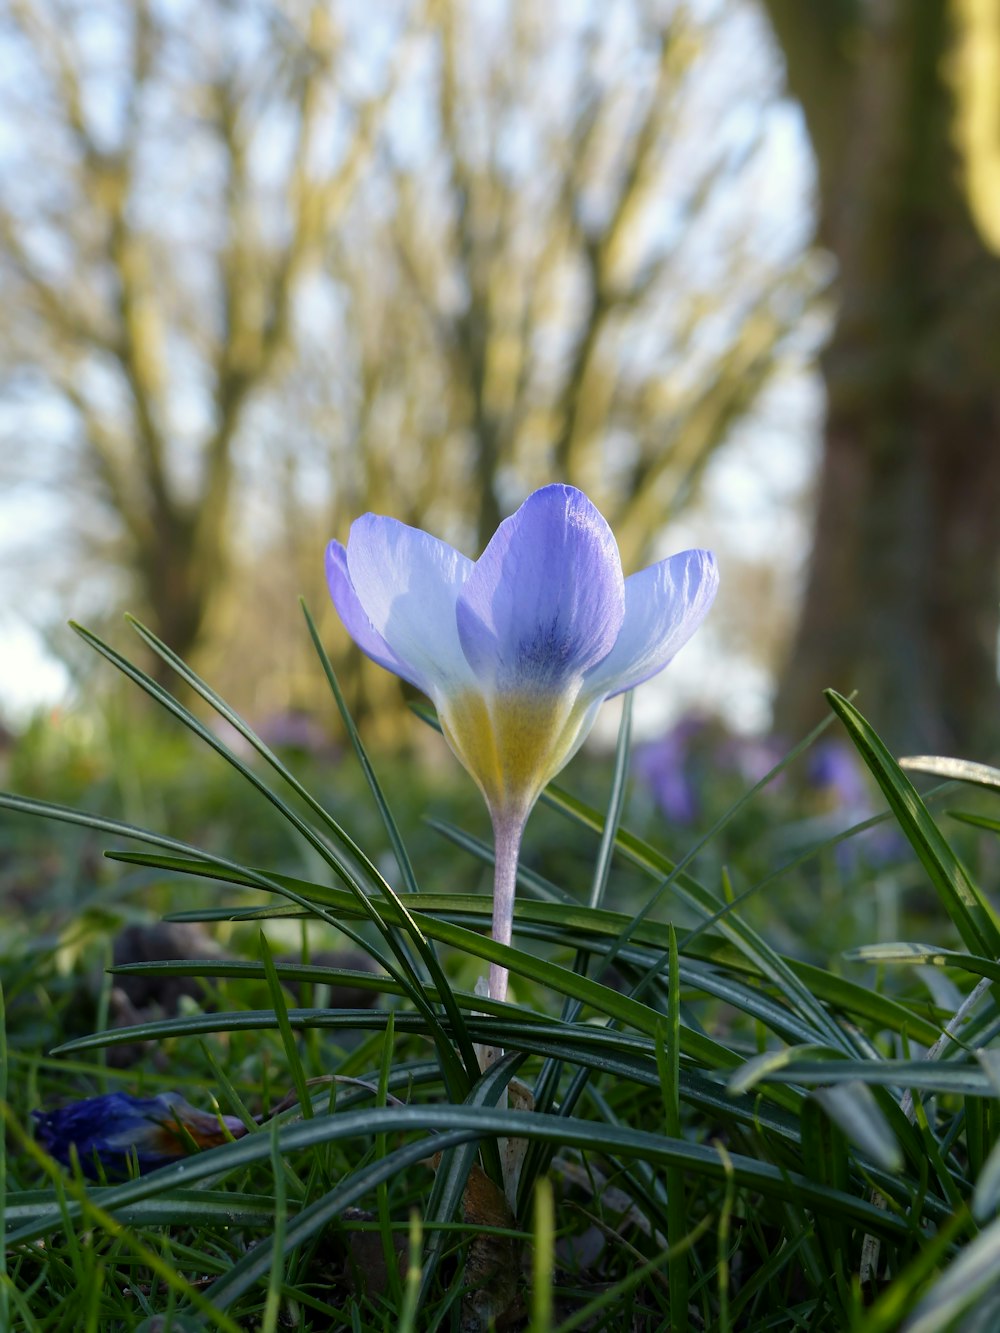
[326,484,718,1005]
[33,1091,247,1179]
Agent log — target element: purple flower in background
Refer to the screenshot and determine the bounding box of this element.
[635,717,707,825]
[808,739,871,812]
[327,484,718,1004]
[33,1091,247,1179]
[807,738,900,867]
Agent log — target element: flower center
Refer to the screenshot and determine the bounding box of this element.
[439,687,585,816]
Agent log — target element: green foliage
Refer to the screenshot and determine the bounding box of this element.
[2,622,1000,1328]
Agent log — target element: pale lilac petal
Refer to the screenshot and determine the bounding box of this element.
[345,514,475,695]
[325,541,420,687]
[456,484,625,693]
[583,549,719,700]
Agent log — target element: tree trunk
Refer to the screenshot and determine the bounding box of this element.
[766,0,1000,755]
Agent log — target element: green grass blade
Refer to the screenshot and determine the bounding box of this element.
[418,1052,524,1310]
[258,932,313,1119]
[120,614,482,1087]
[0,785,469,1100]
[901,756,1000,790]
[261,1118,287,1333]
[104,850,946,1044]
[810,1083,903,1173]
[529,1175,555,1332]
[826,690,1000,957]
[848,943,1000,985]
[299,600,418,895]
[661,926,690,1332]
[541,779,859,1054]
[299,600,480,1086]
[900,1211,1000,1333]
[6,1103,919,1252]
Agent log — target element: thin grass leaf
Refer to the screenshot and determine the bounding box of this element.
[551,1241,677,1333]
[72,622,376,903]
[0,787,467,1100]
[661,925,690,1332]
[810,1083,903,1173]
[59,936,754,1085]
[122,615,408,908]
[5,1102,918,1252]
[299,600,481,1087]
[420,697,856,1051]
[107,849,945,1044]
[715,1141,736,1333]
[1,1191,294,1229]
[4,1113,244,1333]
[901,756,1000,790]
[729,1045,838,1096]
[848,943,1000,985]
[417,1052,522,1309]
[541,782,859,1054]
[397,1211,424,1333]
[73,621,469,1072]
[826,690,1000,957]
[972,1133,1000,1220]
[526,698,634,1189]
[529,1176,555,1333]
[299,601,418,896]
[127,608,480,1092]
[258,932,313,1119]
[730,1056,995,1095]
[901,1211,1000,1333]
[261,1118,287,1333]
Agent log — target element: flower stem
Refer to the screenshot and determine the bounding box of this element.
[489,811,524,1006]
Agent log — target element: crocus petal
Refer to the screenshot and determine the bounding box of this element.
[33,1091,246,1179]
[583,548,719,700]
[456,485,625,694]
[325,541,417,687]
[341,515,475,696]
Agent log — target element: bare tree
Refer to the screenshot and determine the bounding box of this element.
[1,0,816,724]
[0,0,393,683]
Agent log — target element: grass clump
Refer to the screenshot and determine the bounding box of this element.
[1,615,999,1330]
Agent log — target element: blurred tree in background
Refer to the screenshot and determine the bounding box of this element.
[0,0,812,734]
[765,0,1000,755]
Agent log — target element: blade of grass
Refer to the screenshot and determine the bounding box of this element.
[0,784,469,1100]
[660,926,689,1332]
[124,611,480,1091]
[6,1103,919,1252]
[4,1112,245,1332]
[417,1052,523,1309]
[529,695,633,1168]
[107,848,944,1045]
[397,1211,424,1333]
[826,690,1000,957]
[298,601,480,1084]
[261,1118,287,1333]
[899,1210,1000,1333]
[259,931,313,1119]
[529,1176,555,1333]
